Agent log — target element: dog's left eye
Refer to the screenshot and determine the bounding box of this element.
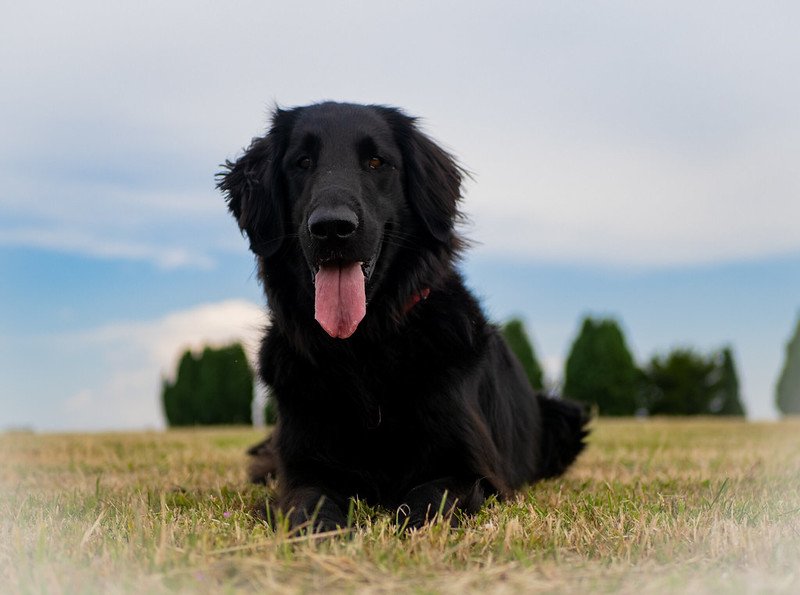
[367,156,384,170]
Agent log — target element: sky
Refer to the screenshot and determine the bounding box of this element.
[2,1,799,430]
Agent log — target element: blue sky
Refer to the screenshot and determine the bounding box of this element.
[2,1,799,429]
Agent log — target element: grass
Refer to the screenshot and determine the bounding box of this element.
[1,418,799,594]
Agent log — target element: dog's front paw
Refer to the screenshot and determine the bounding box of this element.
[283,489,349,534]
[395,501,458,532]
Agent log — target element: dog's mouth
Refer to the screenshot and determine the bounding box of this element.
[312,246,381,339]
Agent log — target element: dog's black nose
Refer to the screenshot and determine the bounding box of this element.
[308,205,359,240]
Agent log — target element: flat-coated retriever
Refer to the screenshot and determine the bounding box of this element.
[218,102,588,531]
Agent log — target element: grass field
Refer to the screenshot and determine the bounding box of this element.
[1,418,799,594]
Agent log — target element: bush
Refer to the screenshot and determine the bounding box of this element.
[643,347,746,416]
[162,343,254,426]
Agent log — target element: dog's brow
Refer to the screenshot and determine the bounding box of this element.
[297,132,319,152]
[357,136,379,155]
[356,134,399,164]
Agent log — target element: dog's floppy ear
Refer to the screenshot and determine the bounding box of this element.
[382,108,464,243]
[217,111,294,258]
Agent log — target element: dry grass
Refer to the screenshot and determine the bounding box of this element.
[1,418,799,594]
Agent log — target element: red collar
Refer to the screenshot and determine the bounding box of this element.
[403,287,431,315]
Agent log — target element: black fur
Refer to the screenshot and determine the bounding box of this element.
[218,102,588,531]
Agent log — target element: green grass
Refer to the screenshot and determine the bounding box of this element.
[2,419,799,593]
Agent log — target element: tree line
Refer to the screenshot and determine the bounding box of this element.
[556,317,745,416]
[161,314,800,426]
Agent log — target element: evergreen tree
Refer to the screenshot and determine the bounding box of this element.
[563,317,639,415]
[163,351,201,426]
[714,347,746,416]
[776,315,800,415]
[643,347,747,416]
[645,349,716,415]
[162,343,254,426]
[219,343,254,425]
[501,318,544,390]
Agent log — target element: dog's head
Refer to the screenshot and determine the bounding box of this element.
[218,102,463,338]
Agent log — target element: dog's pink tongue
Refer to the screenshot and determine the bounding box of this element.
[314,262,366,339]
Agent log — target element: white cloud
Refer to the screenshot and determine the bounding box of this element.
[1,1,799,268]
[464,129,800,266]
[84,299,268,374]
[55,300,267,430]
[0,227,215,270]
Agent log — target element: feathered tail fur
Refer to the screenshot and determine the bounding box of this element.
[536,394,591,479]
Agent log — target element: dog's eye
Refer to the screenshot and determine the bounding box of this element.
[367,156,384,170]
[297,156,312,170]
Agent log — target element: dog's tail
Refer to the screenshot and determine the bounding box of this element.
[536,394,591,479]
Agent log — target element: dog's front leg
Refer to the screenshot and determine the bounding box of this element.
[397,477,486,530]
[280,485,349,533]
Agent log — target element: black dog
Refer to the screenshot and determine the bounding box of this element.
[218,102,588,531]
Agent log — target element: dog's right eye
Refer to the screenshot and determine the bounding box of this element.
[297,157,312,170]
